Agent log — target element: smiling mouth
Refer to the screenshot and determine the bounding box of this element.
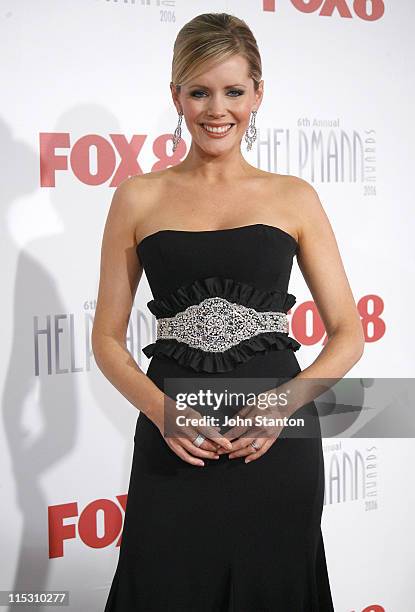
[200,123,235,135]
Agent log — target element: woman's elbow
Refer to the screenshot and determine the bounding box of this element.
[91,326,109,364]
[346,323,365,364]
[91,330,103,365]
[329,319,365,364]
[354,333,365,362]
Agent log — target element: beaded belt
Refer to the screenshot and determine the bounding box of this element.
[155,296,289,353]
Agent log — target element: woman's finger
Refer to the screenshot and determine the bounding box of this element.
[227,438,260,458]
[178,424,229,452]
[227,437,277,460]
[216,426,269,454]
[166,404,231,452]
[198,425,233,451]
[244,439,275,464]
[180,436,220,459]
[167,439,206,466]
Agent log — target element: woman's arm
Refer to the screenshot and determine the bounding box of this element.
[91,177,232,464]
[294,177,365,377]
[91,178,166,431]
[266,177,365,418]
[273,177,366,418]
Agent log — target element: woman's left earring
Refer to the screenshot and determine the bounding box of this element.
[244,109,257,152]
[172,111,183,152]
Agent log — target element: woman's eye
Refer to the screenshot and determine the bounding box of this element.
[190,90,207,98]
[190,89,244,98]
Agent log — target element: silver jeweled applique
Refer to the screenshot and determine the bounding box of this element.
[156,296,289,353]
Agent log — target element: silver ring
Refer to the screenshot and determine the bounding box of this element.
[250,440,260,451]
[193,434,206,448]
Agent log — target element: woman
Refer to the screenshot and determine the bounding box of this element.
[93,12,364,611]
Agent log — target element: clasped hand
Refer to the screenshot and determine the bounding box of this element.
[158,392,292,466]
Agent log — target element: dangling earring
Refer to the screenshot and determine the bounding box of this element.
[172,111,183,152]
[244,109,257,152]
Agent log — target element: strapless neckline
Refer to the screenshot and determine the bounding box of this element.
[136,223,298,252]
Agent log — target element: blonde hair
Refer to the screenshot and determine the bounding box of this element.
[171,13,262,93]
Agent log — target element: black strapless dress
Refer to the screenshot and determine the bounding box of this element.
[104,223,335,612]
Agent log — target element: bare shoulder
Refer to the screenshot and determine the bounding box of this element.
[272,174,330,243]
[274,174,321,207]
[118,169,164,204]
[258,169,321,209]
[249,171,321,243]
[114,170,169,242]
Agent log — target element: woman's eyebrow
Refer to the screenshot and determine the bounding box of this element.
[188,83,246,88]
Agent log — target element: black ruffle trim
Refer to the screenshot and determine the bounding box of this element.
[146,276,296,317]
[142,332,301,373]
[142,276,301,373]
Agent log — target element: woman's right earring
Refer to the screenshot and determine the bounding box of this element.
[172,111,183,152]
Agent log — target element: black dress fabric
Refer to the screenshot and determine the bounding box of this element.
[103,223,335,611]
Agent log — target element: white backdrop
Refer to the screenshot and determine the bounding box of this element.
[1,1,414,610]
